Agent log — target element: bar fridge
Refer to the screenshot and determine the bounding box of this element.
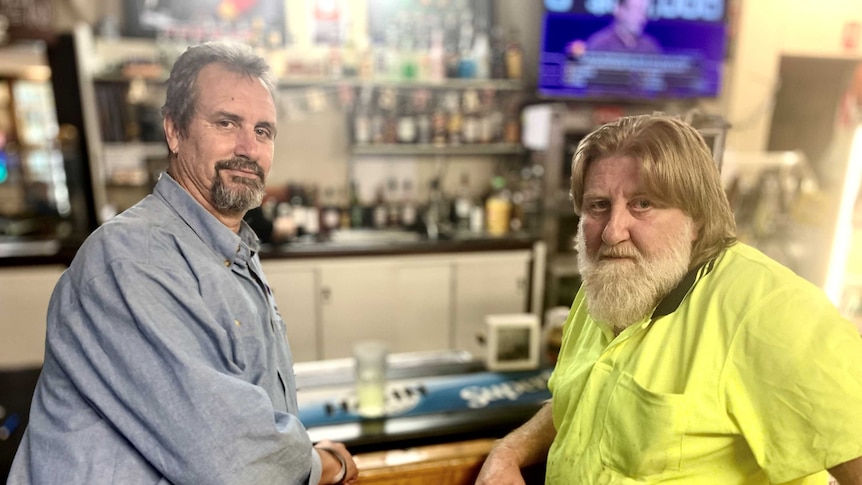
[0,29,102,264]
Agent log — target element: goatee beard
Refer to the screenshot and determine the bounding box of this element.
[575,218,693,330]
[211,158,266,215]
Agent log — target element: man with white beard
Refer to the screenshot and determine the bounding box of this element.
[475,114,862,485]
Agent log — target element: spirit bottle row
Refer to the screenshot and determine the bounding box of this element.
[352,87,522,146]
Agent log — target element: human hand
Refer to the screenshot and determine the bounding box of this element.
[314,440,358,485]
[474,446,527,485]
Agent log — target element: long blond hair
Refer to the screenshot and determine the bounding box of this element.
[570,114,736,269]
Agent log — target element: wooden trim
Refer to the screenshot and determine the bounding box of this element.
[354,438,495,485]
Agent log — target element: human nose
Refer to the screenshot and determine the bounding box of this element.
[234,128,260,160]
[602,205,631,246]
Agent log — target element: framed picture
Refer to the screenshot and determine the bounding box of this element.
[485,314,540,371]
[123,0,287,46]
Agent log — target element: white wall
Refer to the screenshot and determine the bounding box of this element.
[0,266,63,369]
[725,0,862,152]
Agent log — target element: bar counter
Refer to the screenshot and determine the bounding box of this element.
[295,351,550,454]
[258,230,539,260]
[0,231,539,267]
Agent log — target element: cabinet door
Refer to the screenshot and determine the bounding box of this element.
[452,251,532,358]
[0,265,65,368]
[261,261,319,362]
[319,258,451,359]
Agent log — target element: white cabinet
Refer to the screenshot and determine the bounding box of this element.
[0,265,65,368]
[318,256,452,359]
[262,248,538,362]
[452,251,533,357]
[261,261,320,363]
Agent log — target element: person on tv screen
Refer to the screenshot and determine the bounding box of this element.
[585,0,661,54]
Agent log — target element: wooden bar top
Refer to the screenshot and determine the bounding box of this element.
[354,438,495,485]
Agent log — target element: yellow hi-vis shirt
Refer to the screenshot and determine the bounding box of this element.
[546,243,862,484]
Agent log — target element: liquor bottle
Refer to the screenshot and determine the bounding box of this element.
[444,90,463,145]
[338,186,352,229]
[400,179,418,230]
[349,180,365,228]
[414,89,433,145]
[382,24,401,80]
[397,13,418,81]
[425,177,450,238]
[357,37,375,79]
[505,28,524,80]
[503,93,522,144]
[379,87,399,144]
[472,27,490,80]
[479,89,503,144]
[353,87,373,145]
[370,89,385,144]
[414,16,432,81]
[453,172,473,232]
[396,92,418,144]
[490,25,507,79]
[427,26,445,82]
[457,12,476,79]
[485,175,512,237]
[461,89,481,144]
[319,186,341,235]
[304,185,321,238]
[442,11,461,78]
[372,185,389,229]
[272,202,296,242]
[386,177,402,227]
[289,186,308,237]
[431,92,449,146]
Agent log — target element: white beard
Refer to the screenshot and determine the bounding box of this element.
[575,218,694,330]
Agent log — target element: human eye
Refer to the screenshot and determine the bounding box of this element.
[216,118,237,129]
[631,198,654,211]
[584,198,609,214]
[255,126,274,140]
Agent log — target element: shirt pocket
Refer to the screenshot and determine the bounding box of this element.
[599,371,687,479]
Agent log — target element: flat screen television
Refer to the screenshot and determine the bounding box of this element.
[538,0,727,101]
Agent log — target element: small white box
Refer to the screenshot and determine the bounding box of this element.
[484,313,541,371]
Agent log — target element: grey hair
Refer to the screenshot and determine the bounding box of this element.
[161,41,276,139]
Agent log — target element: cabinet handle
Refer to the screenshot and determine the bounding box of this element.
[321,286,331,303]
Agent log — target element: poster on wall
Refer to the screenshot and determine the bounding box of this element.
[123,0,287,46]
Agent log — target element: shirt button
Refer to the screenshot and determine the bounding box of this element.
[234,320,241,327]
[224,259,230,267]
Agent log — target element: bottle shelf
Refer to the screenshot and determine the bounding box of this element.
[103,141,166,157]
[93,73,524,92]
[350,143,524,157]
[340,78,524,91]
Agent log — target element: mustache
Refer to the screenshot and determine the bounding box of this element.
[599,244,641,259]
[215,158,265,181]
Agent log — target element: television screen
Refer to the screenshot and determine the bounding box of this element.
[538,0,727,101]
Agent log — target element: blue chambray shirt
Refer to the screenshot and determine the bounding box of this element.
[8,173,323,485]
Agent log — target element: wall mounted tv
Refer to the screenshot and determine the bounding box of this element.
[538,0,727,101]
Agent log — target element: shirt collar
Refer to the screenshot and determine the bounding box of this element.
[651,257,719,319]
[153,172,260,267]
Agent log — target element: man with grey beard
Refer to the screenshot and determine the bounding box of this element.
[9,42,357,485]
[476,114,862,485]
